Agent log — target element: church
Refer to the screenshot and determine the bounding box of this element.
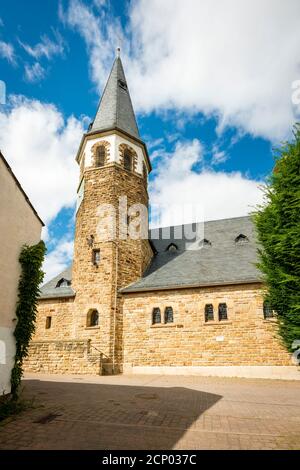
[24,54,294,379]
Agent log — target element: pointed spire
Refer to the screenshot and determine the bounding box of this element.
[90,53,140,139]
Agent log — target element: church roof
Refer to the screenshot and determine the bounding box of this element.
[89,55,140,139]
[122,216,261,293]
[39,267,74,299]
[39,216,261,299]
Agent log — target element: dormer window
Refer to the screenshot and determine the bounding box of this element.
[56,278,71,288]
[235,234,249,244]
[166,243,178,253]
[118,79,127,91]
[200,238,211,247]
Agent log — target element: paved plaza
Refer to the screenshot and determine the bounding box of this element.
[0,373,299,450]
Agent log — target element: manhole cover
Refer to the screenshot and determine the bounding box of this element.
[135,393,158,400]
[34,413,61,424]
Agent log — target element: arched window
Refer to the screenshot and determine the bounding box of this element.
[263,301,274,319]
[152,307,161,325]
[124,149,133,171]
[204,304,214,322]
[95,145,105,167]
[235,234,249,244]
[218,303,228,321]
[56,278,71,288]
[166,243,178,253]
[164,306,174,324]
[87,309,99,327]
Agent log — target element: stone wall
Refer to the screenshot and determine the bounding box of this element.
[24,339,101,375]
[122,283,292,368]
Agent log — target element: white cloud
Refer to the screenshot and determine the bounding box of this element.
[149,139,263,227]
[19,30,65,60]
[211,144,228,165]
[24,62,46,83]
[43,236,74,283]
[0,96,83,225]
[0,40,16,64]
[63,0,300,141]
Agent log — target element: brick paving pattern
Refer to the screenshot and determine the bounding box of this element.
[0,373,299,450]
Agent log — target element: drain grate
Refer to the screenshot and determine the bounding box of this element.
[34,413,61,424]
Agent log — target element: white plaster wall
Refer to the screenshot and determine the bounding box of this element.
[0,327,15,394]
[0,157,43,394]
[82,133,146,176]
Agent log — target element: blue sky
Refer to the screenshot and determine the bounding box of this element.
[0,0,299,280]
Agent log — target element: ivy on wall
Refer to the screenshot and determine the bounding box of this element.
[254,124,300,351]
[10,240,46,398]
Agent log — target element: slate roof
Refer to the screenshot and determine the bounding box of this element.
[122,216,261,293]
[89,56,140,139]
[40,216,261,299]
[39,266,74,299]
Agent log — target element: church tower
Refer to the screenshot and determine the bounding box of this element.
[72,52,153,374]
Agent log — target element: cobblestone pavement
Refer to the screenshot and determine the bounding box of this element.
[0,373,299,450]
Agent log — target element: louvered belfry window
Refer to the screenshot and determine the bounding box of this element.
[124,149,132,171]
[205,304,214,322]
[96,145,105,167]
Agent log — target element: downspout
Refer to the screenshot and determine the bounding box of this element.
[112,240,118,374]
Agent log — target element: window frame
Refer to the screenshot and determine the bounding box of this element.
[204,303,214,322]
[95,145,106,167]
[124,149,133,171]
[45,316,52,329]
[218,303,228,321]
[92,248,101,266]
[87,309,99,327]
[152,307,161,325]
[263,301,274,319]
[164,306,174,324]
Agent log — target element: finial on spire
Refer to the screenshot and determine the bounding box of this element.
[116,47,121,58]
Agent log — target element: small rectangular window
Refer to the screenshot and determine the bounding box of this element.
[218,303,228,321]
[263,301,274,319]
[205,304,214,322]
[46,316,52,329]
[92,249,100,266]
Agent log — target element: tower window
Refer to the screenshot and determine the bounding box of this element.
[152,307,161,325]
[45,316,52,329]
[92,249,100,266]
[87,309,99,327]
[95,145,105,167]
[218,303,228,321]
[204,304,214,322]
[164,307,174,324]
[124,149,133,171]
[263,301,274,319]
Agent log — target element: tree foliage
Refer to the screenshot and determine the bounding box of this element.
[10,240,46,398]
[254,124,300,351]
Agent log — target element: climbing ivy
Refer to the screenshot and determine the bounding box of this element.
[10,240,46,398]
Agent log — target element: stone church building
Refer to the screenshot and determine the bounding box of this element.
[25,54,295,379]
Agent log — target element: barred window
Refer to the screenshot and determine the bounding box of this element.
[263,301,274,319]
[124,149,132,171]
[218,303,228,321]
[152,307,161,324]
[204,304,214,322]
[95,145,105,167]
[164,307,174,324]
